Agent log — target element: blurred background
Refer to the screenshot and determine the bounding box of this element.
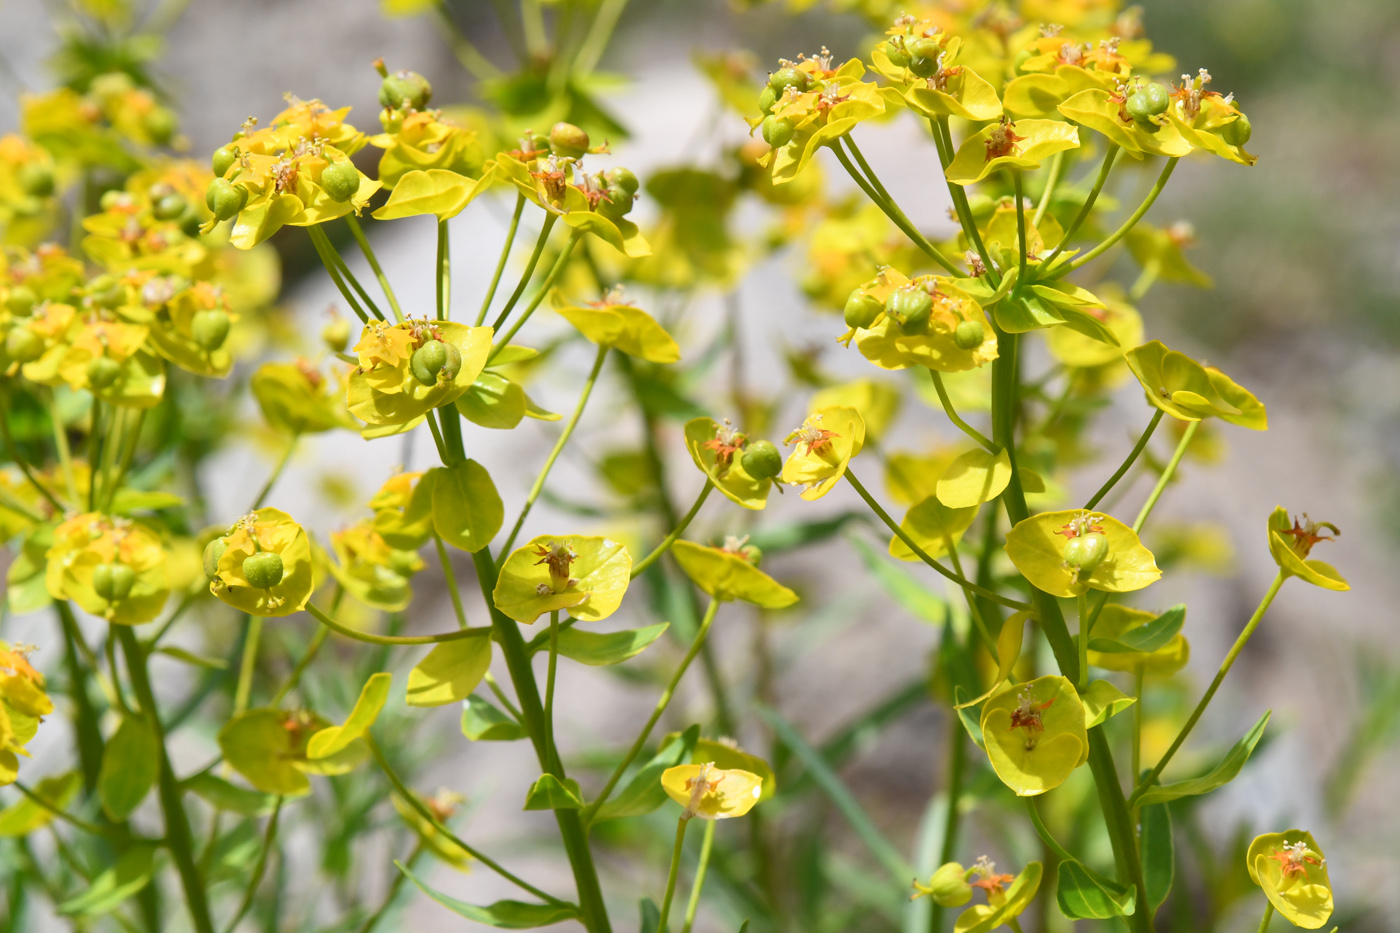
[1,0,1398,930]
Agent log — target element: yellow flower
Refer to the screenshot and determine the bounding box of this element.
[661,762,764,820]
[1005,509,1160,598]
[208,508,315,617]
[846,269,998,373]
[45,513,170,625]
[369,110,485,189]
[780,407,865,500]
[672,538,798,609]
[1124,340,1266,430]
[981,676,1087,796]
[492,535,632,624]
[1247,830,1333,929]
[346,320,492,426]
[1265,508,1348,591]
[325,519,423,612]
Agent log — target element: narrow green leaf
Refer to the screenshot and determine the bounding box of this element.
[848,534,947,625]
[0,771,81,836]
[590,725,698,825]
[396,861,578,928]
[523,774,584,811]
[1141,802,1174,910]
[406,631,493,707]
[182,773,278,816]
[554,622,668,666]
[154,645,228,669]
[1081,679,1137,729]
[639,898,660,933]
[308,672,391,758]
[1131,711,1271,808]
[59,844,155,916]
[952,686,985,751]
[1055,859,1136,919]
[99,717,159,821]
[461,695,525,742]
[1090,605,1185,653]
[745,512,863,553]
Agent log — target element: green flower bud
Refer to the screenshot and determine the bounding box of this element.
[605,167,640,196]
[321,161,361,202]
[886,286,933,335]
[740,439,783,480]
[549,122,590,158]
[884,40,910,69]
[100,190,131,211]
[144,106,177,145]
[954,319,985,350]
[322,317,351,352]
[92,562,136,602]
[410,338,461,385]
[88,275,125,310]
[1063,532,1109,574]
[843,287,883,329]
[5,326,42,363]
[86,356,122,390]
[767,67,809,96]
[379,70,433,111]
[761,115,795,148]
[740,544,763,567]
[7,285,37,315]
[243,550,285,590]
[205,178,249,222]
[203,537,227,581]
[1126,83,1170,122]
[152,193,187,221]
[1221,112,1251,147]
[17,162,54,198]
[191,308,231,351]
[1012,48,1035,75]
[212,145,238,178]
[178,205,202,238]
[924,862,973,907]
[758,85,777,115]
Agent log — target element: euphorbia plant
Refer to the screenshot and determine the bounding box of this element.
[0,1,1360,932]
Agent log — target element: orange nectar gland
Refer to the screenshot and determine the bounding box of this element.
[425,789,465,823]
[1280,514,1339,559]
[0,644,41,684]
[784,414,839,456]
[1265,840,1324,878]
[530,154,569,206]
[984,117,1026,162]
[1007,686,1055,748]
[1055,511,1109,584]
[702,419,748,471]
[719,534,762,567]
[533,541,579,595]
[968,856,1015,899]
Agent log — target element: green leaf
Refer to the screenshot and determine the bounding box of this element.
[848,534,946,625]
[456,372,527,430]
[396,861,578,927]
[99,717,159,821]
[1131,711,1271,808]
[461,695,526,742]
[406,631,493,708]
[308,672,391,758]
[523,774,584,811]
[1090,605,1185,653]
[1055,859,1136,919]
[744,512,862,553]
[59,844,155,916]
[0,771,81,837]
[110,489,185,512]
[639,898,660,933]
[154,645,228,669]
[590,725,698,825]
[952,686,986,751]
[182,773,279,816]
[1141,802,1174,911]
[432,460,503,552]
[553,622,668,666]
[1081,679,1137,729]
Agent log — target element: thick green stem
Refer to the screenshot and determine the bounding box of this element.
[1012,170,1028,296]
[221,796,282,933]
[345,214,404,322]
[834,136,961,276]
[545,610,562,775]
[630,482,713,579]
[477,194,526,325]
[1077,591,1090,691]
[657,817,690,933]
[1132,666,1145,780]
[680,818,716,933]
[491,212,558,331]
[116,626,216,933]
[1085,410,1163,510]
[582,599,721,824]
[1133,420,1197,533]
[233,615,261,716]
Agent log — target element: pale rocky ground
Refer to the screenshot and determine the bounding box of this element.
[1,1,1397,931]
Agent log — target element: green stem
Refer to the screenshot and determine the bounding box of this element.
[1012,169,1028,295]
[432,7,502,82]
[679,818,715,933]
[582,599,721,824]
[545,610,561,775]
[366,737,569,906]
[345,214,404,322]
[491,231,580,356]
[435,219,450,321]
[1133,420,1197,533]
[657,817,690,933]
[520,0,547,56]
[272,626,328,707]
[1060,157,1179,276]
[55,602,106,793]
[233,615,262,716]
[435,532,468,628]
[1038,143,1120,274]
[1132,571,1287,802]
[1085,410,1163,510]
[477,194,526,326]
[46,392,78,507]
[928,369,997,452]
[928,701,968,933]
[359,843,424,933]
[308,224,374,323]
[1130,260,1160,302]
[116,626,216,933]
[834,136,961,276]
[1257,901,1275,933]
[573,0,628,75]
[932,117,999,284]
[844,468,1030,611]
[1032,151,1065,228]
[0,402,64,514]
[1025,798,1120,890]
[491,213,558,332]
[104,408,144,514]
[424,408,450,464]
[13,782,118,839]
[250,435,297,511]
[630,482,713,579]
[1132,666,1145,781]
[1077,590,1090,691]
[87,398,105,511]
[500,342,610,556]
[220,796,282,933]
[942,530,996,656]
[306,603,487,646]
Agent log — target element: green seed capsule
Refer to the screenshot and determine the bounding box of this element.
[767,67,809,96]
[410,338,460,385]
[954,319,985,350]
[17,162,54,198]
[7,285,37,315]
[740,439,783,480]
[1125,83,1170,122]
[758,85,777,115]
[178,205,203,238]
[242,551,285,590]
[925,863,973,908]
[5,326,43,363]
[92,562,136,602]
[320,161,361,202]
[88,276,125,310]
[322,317,351,352]
[1221,112,1251,146]
[884,40,911,69]
[100,190,130,211]
[191,308,231,351]
[886,287,933,335]
[86,356,122,390]
[205,178,248,221]
[761,115,795,148]
[144,107,177,145]
[152,193,187,221]
[378,70,433,111]
[598,185,633,220]
[740,544,763,567]
[1063,532,1109,574]
[203,537,227,580]
[549,122,590,158]
[1012,48,1035,75]
[605,167,640,196]
[843,288,883,329]
[212,145,238,178]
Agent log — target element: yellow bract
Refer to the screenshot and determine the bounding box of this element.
[325,519,423,612]
[759,58,899,186]
[346,320,491,425]
[945,119,1080,186]
[1265,507,1348,591]
[1247,830,1333,929]
[252,360,352,434]
[889,493,979,562]
[671,539,798,609]
[371,165,497,222]
[369,110,485,189]
[1005,509,1160,598]
[869,35,1002,122]
[780,406,865,501]
[683,417,771,511]
[369,469,436,550]
[553,291,679,364]
[1086,605,1190,677]
[848,269,998,373]
[45,512,169,625]
[953,861,1043,933]
[492,535,632,624]
[980,676,1087,796]
[210,508,315,617]
[937,447,1010,509]
[1125,340,1266,430]
[661,763,764,820]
